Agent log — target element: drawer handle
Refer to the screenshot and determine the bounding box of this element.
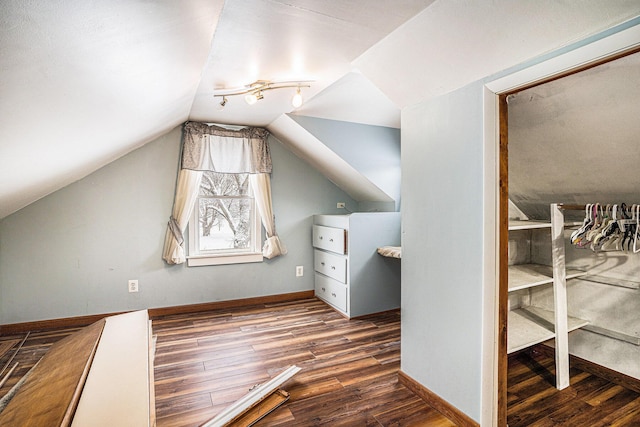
[319,236,323,240]
[331,292,337,297]
[320,262,325,266]
[321,287,326,292]
[329,238,334,242]
[331,266,336,270]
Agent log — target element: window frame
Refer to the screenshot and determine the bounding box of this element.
[186,173,263,267]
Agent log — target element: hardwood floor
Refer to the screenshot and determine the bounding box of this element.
[1,298,639,426]
[508,348,640,426]
[152,298,453,426]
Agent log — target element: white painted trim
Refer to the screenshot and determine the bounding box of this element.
[481,86,499,427]
[486,23,640,94]
[187,252,263,267]
[201,365,301,427]
[550,204,570,390]
[482,20,640,426]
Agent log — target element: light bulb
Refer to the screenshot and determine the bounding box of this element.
[245,93,258,105]
[291,88,303,108]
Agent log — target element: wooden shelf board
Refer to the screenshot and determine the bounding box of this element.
[508,306,589,354]
[508,264,585,292]
[508,220,551,230]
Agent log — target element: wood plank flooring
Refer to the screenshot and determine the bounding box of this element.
[508,347,640,426]
[1,298,639,426]
[152,298,454,426]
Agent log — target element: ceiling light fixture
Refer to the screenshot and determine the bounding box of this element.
[214,80,312,108]
[291,86,303,108]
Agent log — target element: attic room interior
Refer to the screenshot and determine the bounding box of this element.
[1,1,640,426]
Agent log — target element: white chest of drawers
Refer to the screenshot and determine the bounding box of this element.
[312,213,401,318]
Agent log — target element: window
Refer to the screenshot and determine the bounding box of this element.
[187,171,262,266]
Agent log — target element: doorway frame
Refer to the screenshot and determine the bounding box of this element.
[481,21,640,427]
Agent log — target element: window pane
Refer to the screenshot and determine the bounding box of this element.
[198,197,252,251]
[199,171,250,196]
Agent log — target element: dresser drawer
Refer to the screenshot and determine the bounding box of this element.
[315,273,347,313]
[314,249,347,283]
[312,225,346,254]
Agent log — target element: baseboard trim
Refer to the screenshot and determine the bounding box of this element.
[534,343,640,394]
[149,290,314,318]
[0,290,315,335]
[398,370,479,427]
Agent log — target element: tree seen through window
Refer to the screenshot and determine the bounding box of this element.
[197,171,253,251]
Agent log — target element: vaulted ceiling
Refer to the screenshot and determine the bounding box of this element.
[1,0,639,219]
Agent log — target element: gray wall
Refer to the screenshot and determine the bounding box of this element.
[401,82,484,421]
[529,228,640,380]
[508,52,640,221]
[0,125,356,324]
[289,115,401,211]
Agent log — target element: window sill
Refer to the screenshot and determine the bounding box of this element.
[186,252,263,267]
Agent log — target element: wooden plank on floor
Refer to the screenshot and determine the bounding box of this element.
[0,339,19,360]
[231,389,290,427]
[0,320,104,426]
[201,366,300,427]
[0,362,18,390]
[0,333,28,378]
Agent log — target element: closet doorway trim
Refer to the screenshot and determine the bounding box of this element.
[481,20,640,427]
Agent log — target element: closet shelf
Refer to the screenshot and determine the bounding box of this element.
[508,220,552,230]
[581,274,640,290]
[508,264,586,292]
[508,306,589,354]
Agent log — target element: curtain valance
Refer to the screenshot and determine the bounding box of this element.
[181,122,272,173]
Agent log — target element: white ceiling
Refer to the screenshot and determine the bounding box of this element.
[188,0,434,126]
[1,0,639,219]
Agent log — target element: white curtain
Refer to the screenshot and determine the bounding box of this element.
[162,122,285,264]
[162,169,203,264]
[250,173,287,259]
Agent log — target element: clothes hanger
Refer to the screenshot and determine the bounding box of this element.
[620,204,635,252]
[633,204,640,254]
[577,203,600,248]
[594,204,620,251]
[571,203,593,246]
[587,203,610,246]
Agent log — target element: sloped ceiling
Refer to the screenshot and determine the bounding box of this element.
[354,1,640,107]
[269,114,394,204]
[1,0,640,219]
[0,0,225,219]
[509,51,640,220]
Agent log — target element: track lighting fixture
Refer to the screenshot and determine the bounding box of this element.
[214,80,311,109]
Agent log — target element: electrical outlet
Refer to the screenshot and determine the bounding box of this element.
[128,279,139,293]
[337,202,345,209]
[296,266,304,277]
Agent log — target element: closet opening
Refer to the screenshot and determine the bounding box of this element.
[497,45,640,426]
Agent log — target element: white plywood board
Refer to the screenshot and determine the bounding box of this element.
[71,310,151,426]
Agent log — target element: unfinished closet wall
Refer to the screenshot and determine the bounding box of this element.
[508,52,640,379]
